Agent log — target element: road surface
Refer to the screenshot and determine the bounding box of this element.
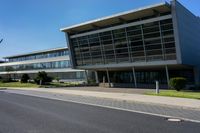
[0,91,199,133]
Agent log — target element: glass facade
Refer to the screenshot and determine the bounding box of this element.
[48,71,85,80]
[8,49,68,62]
[2,71,85,80]
[71,18,176,66]
[97,69,194,85]
[0,60,70,72]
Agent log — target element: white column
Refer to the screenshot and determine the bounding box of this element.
[165,65,170,88]
[106,68,111,87]
[132,67,137,88]
[95,71,99,84]
[84,70,89,84]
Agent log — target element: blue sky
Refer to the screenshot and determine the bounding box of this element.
[0,0,200,59]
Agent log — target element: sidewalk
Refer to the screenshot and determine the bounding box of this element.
[2,87,200,123]
[3,87,200,110]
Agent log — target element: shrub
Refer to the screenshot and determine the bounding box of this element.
[21,74,30,83]
[169,77,186,91]
[34,71,52,85]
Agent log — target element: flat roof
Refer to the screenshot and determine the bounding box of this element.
[4,47,68,59]
[60,2,171,34]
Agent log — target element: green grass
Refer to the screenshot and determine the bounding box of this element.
[0,82,39,88]
[0,81,82,88]
[145,90,200,100]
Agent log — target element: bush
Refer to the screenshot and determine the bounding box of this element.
[34,71,52,85]
[169,77,186,91]
[21,74,30,83]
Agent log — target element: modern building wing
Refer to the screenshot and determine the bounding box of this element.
[0,47,86,82]
[61,0,200,88]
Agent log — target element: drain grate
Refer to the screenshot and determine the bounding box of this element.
[167,118,182,122]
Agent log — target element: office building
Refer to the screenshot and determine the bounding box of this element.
[0,47,86,82]
[61,0,200,88]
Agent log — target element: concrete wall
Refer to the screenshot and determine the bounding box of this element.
[172,0,200,66]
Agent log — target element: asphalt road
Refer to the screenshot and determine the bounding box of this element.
[0,91,199,133]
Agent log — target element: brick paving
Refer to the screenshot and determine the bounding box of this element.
[45,86,152,94]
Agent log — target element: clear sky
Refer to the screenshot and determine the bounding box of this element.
[0,0,200,59]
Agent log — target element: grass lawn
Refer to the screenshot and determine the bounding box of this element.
[0,82,39,88]
[0,81,82,88]
[145,90,200,100]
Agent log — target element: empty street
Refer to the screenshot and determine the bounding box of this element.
[0,91,199,133]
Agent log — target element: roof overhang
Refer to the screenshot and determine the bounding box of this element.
[60,2,171,34]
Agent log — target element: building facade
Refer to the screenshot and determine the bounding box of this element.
[61,0,200,88]
[0,47,86,82]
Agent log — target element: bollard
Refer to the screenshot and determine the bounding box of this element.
[103,76,105,87]
[156,81,159,94]
[40,80,42,85]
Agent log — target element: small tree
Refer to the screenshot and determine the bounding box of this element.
[34,71,52,85]
[169,77,186,91]
[21,74,30,83]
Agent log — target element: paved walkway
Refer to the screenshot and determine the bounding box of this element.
[2,87,200,109]
[1,87,200,123]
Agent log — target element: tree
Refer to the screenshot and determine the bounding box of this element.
[169,77,187,91]
[21,74,30,83]
[34,71,52,85]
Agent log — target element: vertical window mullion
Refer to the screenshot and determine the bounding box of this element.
[86,36,93,65]
[159,21,165,60]
[111,30,117,63]
[98,33,105,64]
[125,27,131,62]
[141,25,147,62]
[76,38,83,66]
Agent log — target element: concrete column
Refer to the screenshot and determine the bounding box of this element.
[84,70,89,84]
[165,65,170,88]
[106,68,111,87]
[64,32,76,69]
[94,71,99,84]
[132,67,137,88]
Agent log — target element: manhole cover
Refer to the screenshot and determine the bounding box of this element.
[167,118,182,122]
